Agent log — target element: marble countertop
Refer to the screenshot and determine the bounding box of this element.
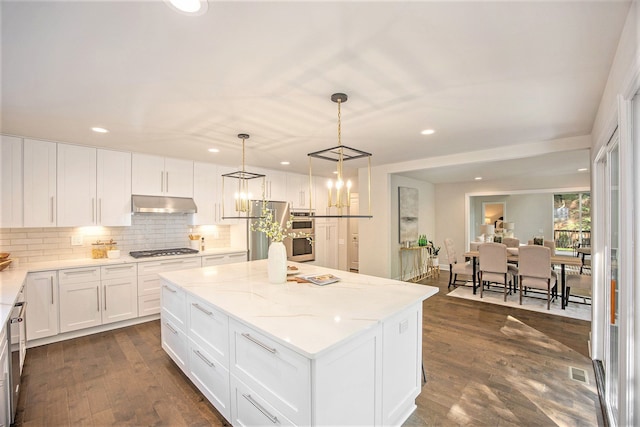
[160,260,439,359]
[0,247,246,328]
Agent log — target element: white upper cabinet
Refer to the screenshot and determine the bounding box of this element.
[286,172,311,210]
[23,139,57,227]
[57,145,132,227]
[192,161,218,225]
[57,144,97,227]
[132,153,193,197]
[97,149,132,226]
[0,135,23,228]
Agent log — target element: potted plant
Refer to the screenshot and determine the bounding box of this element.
[429,240,441,266]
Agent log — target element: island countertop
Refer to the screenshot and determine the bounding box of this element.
[159,260,438,358]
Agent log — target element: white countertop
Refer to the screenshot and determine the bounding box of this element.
[0,247,247,328]
[160,260,438,359]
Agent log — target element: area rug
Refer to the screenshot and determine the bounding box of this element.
[447,283,591,321]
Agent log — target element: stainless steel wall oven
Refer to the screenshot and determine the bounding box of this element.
[285,214,315,262]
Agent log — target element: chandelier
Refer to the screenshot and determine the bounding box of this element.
[308,93,372,218]
[221,133,265,218]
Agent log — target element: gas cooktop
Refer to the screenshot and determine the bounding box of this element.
[129,248,200,258]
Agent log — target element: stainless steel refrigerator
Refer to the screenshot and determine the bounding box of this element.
[247,200,290,261]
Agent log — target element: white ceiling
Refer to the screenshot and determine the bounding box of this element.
[0,0,630,181]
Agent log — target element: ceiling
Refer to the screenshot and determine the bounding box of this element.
[0,0,630,181]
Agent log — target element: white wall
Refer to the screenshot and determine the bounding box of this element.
[434,174,589,267]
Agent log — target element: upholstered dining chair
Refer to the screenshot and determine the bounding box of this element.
[518,245,556,309]
[479,242,518,301]
[443,238,474,288]
[502,237,520,248]
[566,274,592,306]
[528,239,556,255]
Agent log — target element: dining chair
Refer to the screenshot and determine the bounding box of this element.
[479,242,518,301]
[566,274,592,306]
[502,237,520,248]
[443,238,474,288]
[528,239,556,255]
[518,245,556,309]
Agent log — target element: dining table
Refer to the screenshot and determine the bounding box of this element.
[463,249,583,309]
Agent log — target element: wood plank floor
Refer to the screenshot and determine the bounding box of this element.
[14,272,601,426]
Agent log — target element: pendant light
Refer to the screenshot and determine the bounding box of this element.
[308,93,372,218]
[221,133,265,219]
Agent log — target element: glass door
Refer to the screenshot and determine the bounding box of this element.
[604,137,620,424]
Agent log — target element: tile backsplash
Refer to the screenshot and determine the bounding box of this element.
[0,214,232,264]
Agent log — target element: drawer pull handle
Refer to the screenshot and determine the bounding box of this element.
[165,322,178,334]
[63,270,96,275]
[242,394,279,424]
[192,303,213,316]
[163,285,177,293]
[105,265,133,271]
[241,333,276,354]
[193,349,214,367]
[160,260,188,266]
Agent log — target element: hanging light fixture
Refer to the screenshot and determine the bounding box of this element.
[221,133,265,219]
[308,93,372,218]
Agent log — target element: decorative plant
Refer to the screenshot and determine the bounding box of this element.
[251,200,311,243]
[429,240,441,257]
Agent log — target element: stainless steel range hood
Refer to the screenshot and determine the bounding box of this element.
[132,195,197,214]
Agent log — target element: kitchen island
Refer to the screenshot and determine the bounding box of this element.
[159,260,438,426]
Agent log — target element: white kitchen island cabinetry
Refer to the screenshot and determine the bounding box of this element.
[25,271,59,340]
[0,323,10,427]
[160,260,437,426]
[23,139,57,227]
[132,153,193,198]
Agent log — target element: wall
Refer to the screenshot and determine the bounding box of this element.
[434,173,589,267]
[470,193,554,244]
[389,175,435,279]
[0,214,232,264]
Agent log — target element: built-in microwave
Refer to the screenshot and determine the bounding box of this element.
[285,217,315,262]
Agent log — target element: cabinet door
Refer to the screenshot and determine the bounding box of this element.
[57,144,97,226]
[102,278,138,324]
[164,157,193,197]
[97,149,132,226]
[192,162,217,225]
[0,135,23,228]
[25,271,59,341]
[23,139,57,227]
[313,221,338,269]
[286,173,309,209]
[59,281,102,333]
[0,332,9,427]
[132,153,164,196]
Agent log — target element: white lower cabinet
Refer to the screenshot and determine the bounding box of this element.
[137,257,201,316]
[231,376,295,427]
[25,271,59,341]
[160,315,188,372]
[201,251,247,267]
[189,339,231,420]
[0,325,9,427]
[59,265,138,333]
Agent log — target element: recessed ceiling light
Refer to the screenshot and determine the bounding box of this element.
[208,148,219,153]
[578,168,588,172]
[280,161,290,165]
[421,129,435,135]
[474,176,483,181]
[165,0,208,15]
[91,127,109,133]
[332,171,338,175]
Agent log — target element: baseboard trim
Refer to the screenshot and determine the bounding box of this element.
[26,314,160,349]
[593,359,610,427]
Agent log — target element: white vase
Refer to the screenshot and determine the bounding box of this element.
[267,241,287,284]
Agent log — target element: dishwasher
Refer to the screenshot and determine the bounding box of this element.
[9,286,26,423]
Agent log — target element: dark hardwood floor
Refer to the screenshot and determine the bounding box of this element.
[14,272,601,426]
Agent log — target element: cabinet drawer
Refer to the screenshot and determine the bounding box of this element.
[188,296,229,367]
[226,252,248,263]
[138,274,160,296]
[137,257,201,275]
[231,376,295,427]
[101,263,137,279]
[160,280,185,329]
[138,294,160,317]
[58,266,100,284]
[229,319,311,426]
[188,340,230,420]
[161,315,188,373]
